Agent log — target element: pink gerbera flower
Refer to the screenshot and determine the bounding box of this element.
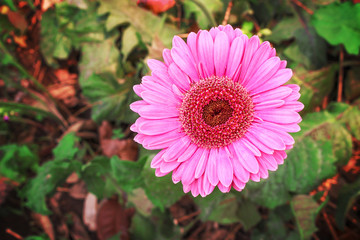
[130,25,303,197]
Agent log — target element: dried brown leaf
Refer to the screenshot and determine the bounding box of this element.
[83,193,98,231]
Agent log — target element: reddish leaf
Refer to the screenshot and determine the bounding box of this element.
[7,11,27,32]
[96,197,135,240]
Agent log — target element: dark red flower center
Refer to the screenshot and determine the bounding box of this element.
[202,100,233,127]
[179,76,254,148]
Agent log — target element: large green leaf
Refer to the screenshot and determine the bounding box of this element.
[311,2,360,55]
[291,195,323,240]
[80,73,130,123]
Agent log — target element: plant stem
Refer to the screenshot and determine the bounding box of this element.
[189,0,217,27]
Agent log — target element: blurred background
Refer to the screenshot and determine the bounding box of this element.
[0,0,360,239]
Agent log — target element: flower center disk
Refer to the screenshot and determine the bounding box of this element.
[179,76,255,148]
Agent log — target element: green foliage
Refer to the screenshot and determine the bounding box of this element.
[183,0,223,28]
[290,65,337,113]
[81,73,130,123]
[0,144,38,183]
[291,195,323,240]
[97,0,180,49]
[335,178,360,230]
[111,156,147,192]
[40,2,105,66]
[22,133,82,214]
[247,103,356,209]
[142,157,184,211]
[311,2,360,55]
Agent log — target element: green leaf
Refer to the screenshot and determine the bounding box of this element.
[311,2,360,55]
[142,156,184,211]
[98,0,180,48]
[340,100,360,140]
[266,17,302,44]
[53,132,79,161]
[22,133,81,214]
[284,27,327,70]
[130,213,156,240]
[335,177,360,230]
[40,2,105,66]
[206,194,239,224]
[289,65,337,113]
[291,195,322,240]
[110,156,147,193]
[80,73,130,123]
[81,156,111,198]
[0,144,38,183]
[183,0,222,28]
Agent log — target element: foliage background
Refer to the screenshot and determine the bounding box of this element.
[1,0,360,239]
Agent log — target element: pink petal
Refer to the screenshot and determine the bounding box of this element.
[217,147,233,187]
[171,47,199,82]
[129,100,148,113]
[244,133,274,154]
[252,83,293,102]
[138,118,180,135]
[155,168,168,177]
[221,24,235,41]
[231,140,259,174]
[147,59,167,72]
[151,150,166,168]
[195,149,209,179]
[133,84,145,96]
[251,68,293,95]
[256,109,301,124]
[206,148,219,186]
[197,30,214,78]
[191,180,200,197]
[142,130,183,150]
[160,160,180,173]
[141,90,179,106]
[138,105,179,119]
[225,36,246,79]
[178,144,198,162]
[162,137,190,162]
[168,63,191,91]
[242,41,273,85]
[186,32,199,63]
[233,177,246,190]
[239,35,260,84]
[181,148,203,186]
[254,100,285,110]
[242,138,261,157]
[217,182,231,193]
[245,57,281,92]
[202,174,215,196]
[162,48,173,66]
[248,126,286,151]
[214,31,229,77]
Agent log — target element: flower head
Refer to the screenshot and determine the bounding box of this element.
[130,25,303,197]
